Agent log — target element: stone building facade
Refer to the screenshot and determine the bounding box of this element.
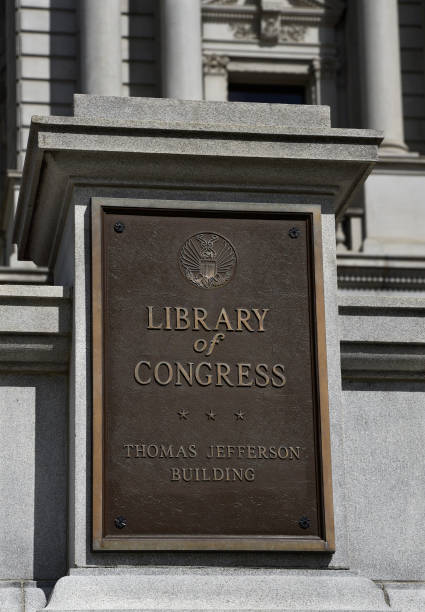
[2,0,425,289]
[0,1,424,611]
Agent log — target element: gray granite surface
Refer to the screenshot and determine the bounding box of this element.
[9,97,418,612]
[0,286,70,583]
[0,581,46,612]
[384,583,425,611]
[43,569,392,611]
[73,94,333,129]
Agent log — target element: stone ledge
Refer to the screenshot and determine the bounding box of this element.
[339,294,425,380]
[33,113,381,142]
[383,582,425,612]
[337,254,425,293]
[338,293,425,310]
[73,94,332,129]
[0,266,49,285]
[340,342,425,381]
[339,295,425,343]
[0,333,69,373]
[0,285,71,371]
[0,581,46,612]
[43,570,392,611]
[0,285,70,299]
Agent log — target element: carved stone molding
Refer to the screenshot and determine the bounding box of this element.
[261,12,281,44]
[230,21,257,39]
[202,0,240,5]
[203,0,344,28]
[203,53,230,75]
[280,24,307,42]
[337,257,425,292]
[288,0,344,9]
[202,0,342,42]
[231,14,308,43]
[288,0,320,7]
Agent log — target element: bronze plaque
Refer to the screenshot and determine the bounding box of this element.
[92,198,334,551]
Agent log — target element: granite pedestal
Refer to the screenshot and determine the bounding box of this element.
[12,96,400,611]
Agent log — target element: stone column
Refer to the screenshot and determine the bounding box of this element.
[203,54,229,101]
[160,0,203,100]
[357,0,407,154]
[80,0,122,96]
[310,57,338,124]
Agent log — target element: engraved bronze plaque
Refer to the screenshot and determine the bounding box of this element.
[92,198,334,551]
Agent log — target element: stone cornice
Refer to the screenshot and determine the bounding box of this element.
[0,286,71,373]
[341,341,425,382]
[14,96,380,267]
[339,294,425,381]
[0,266,49,284]
[337,254,425,291]
[202,0,345,29]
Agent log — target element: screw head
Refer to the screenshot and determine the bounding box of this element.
[114,516,127,529]
[288,227,300,239]
[114,221,125,233]
[298,516,310,529]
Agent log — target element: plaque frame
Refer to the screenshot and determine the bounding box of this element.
[91,197,335,552]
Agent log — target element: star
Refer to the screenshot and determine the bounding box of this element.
[206,410,216,421]
[234,410,245,421]
[177,409,189,420]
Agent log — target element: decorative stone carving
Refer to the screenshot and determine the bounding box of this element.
[232,20,307,44]
[279,24,307,42]
[203,53,230,75]
[203,0,344,32]
[230,22,257,39]
[261,12,281,44]
[287,0,346,21]
[210,0,331,44]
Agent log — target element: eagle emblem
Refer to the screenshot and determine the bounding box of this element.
[179,233,237,289]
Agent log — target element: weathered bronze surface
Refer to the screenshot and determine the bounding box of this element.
[92,198,334,551]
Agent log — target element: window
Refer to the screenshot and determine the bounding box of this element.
[228,83,306,104]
